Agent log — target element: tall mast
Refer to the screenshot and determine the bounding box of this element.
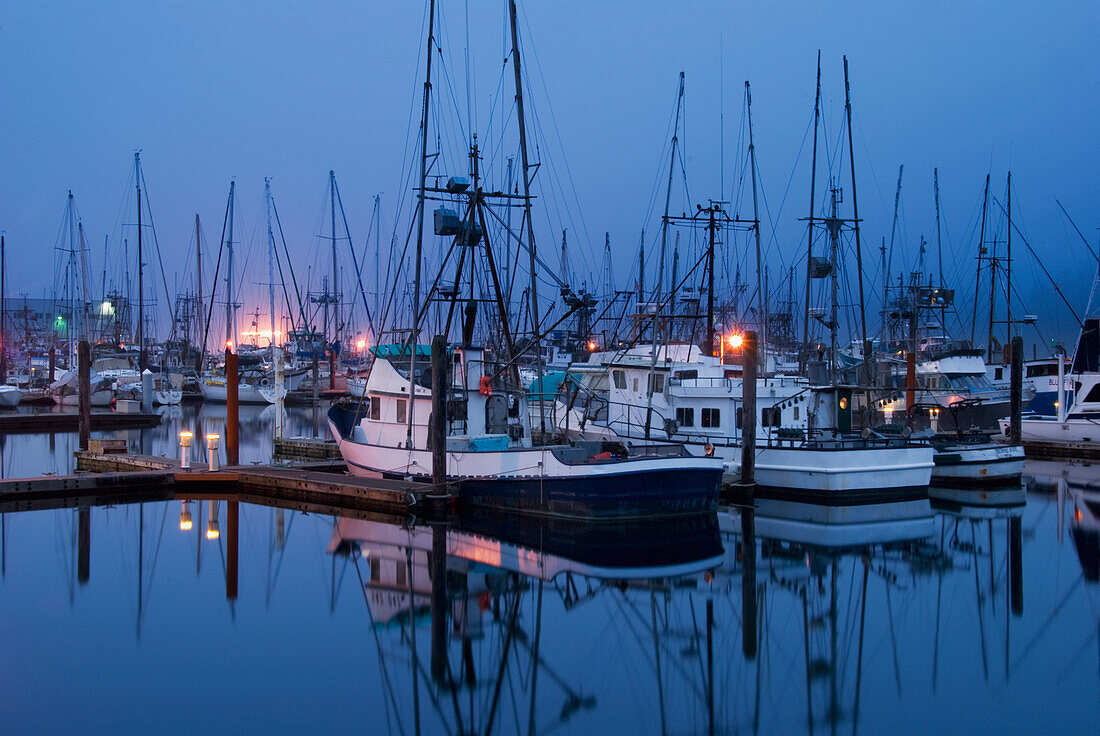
[934,168,943,286]
[645,71,684,437]
[971,174,989,347]
[406,0,436,449]
[884,165,903,341]
[136,152,145,370]
[266,178,277,360]
[329,170,339,345]
[746,80,766,353]
[225,181,236,350]
[828,186,841,381]
[195,214,203,360]
[509,0,546,435]
[504,156,514,303]
[1006,171,1012,353]
[801,52,822,371]
[77,221,90,343]
[373,194,382,320]
[986,176,998,363]
[706,204,719,357]
[843,56,868,378]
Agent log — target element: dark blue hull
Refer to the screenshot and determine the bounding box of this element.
[456,467,722,520]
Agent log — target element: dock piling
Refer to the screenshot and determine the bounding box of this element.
[1009,516,1023,615]
[179,431,192,469]
[207,434,220,472]
[226,501,238,600]
[77,340,91,451]
[428,336,450,509]
[226,347,239,466]
[741,508,757,660]
[49,346,56,382]
[77,506,90,584]
[430,522,448,681]
[1009,336,1023,444]
[141,369,153,414]
[741,331,758,488]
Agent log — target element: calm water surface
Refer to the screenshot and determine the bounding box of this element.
[0,408,1097,735]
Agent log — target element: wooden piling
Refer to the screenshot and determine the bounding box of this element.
[741,508,757,660]
[429,335,448,502]
[226,500,238,600]
[430,522,448,682]
[49,346,56,382]
[329,349,336,391]
[740,331,758,488]
[1009,516,1023,616]
[77,506,90,584]
[77,340,91,451]
[311,352,320,439]
[1009,336,1023,445]
[226,347,239,466]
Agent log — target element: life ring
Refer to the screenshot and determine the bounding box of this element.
[261,377,271,387]
[479,376,492,396]
[704,442,715,457]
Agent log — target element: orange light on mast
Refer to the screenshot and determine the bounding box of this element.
[728,334,744,349]
[356,338,367,351]
[587,341,598,352]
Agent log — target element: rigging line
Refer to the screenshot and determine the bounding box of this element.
[333,177,377,337]
[136,164,177,341]
[199,185,232,370]
[483,204,569,290]
[1055,198,1099,263]
[988,195,1083,327]
[271,198,310,330]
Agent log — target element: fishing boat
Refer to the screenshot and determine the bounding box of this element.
[48,370,113,406]
[199,371,285,404]
[0,384,22,407]
[328,345,723,519]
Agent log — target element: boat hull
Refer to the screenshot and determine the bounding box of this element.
[328,410,723,520]
[930,442,1024,486]
[200,381,285,404]
[0,387,22,407]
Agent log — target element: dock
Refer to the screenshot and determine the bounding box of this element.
[56,450,422,514]
[0,410,161,434]
[1021,439,1100,461]
[273,436,342,462]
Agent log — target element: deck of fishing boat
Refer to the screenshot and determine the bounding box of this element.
[0,450,423,515]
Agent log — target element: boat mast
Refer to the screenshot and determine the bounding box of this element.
[1006,171,1012,355]
[509,0,547,435]
[136,152,145,371]
[746,80,766,354]
[801,52,822,372]
[971,174,989,348]
[843,57,869,380]
[195,214,203,365]
[225,181,236,351]
[406,0,436,449]
[706,203,719,356]
[934,168,943,286]
[644,72,684,437]
[329,170,339,346]
[266,178,277,360]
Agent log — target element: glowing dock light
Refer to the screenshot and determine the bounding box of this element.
[728,334,744,349]
[206,520,220,540]
[206,433,220,472]
[179,431,193,469]
[179,501,192,531]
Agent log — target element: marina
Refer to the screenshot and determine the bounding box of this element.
[1,0,1097,733]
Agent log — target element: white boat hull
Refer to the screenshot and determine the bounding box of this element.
[931,442,1024,485]
[200,380,285,404]
[0,386,22,407]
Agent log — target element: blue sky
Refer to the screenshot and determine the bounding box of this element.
[0,1,1096,349]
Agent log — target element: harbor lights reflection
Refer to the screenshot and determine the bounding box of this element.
[179,501,192,531]
[206,500,220,540]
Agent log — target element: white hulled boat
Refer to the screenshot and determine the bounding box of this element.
[328,344,724,520]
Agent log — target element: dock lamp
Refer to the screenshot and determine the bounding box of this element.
[179,431,193,469]
[206,433,220,472]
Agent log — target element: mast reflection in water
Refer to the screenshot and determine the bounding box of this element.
[0,466,1098,734]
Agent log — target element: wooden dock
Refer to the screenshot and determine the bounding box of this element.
[0,410,161,434]
[44,450,423,514]
[273,436,342,462]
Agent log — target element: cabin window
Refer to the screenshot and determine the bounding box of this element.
[793,406,800,421]
[648,373,665,393]
[612,370,627,389]
[762,407,781,427]
[1084,384,1100,403]
[369,397,380,421]
[674,369,698,380]
[736,407,743,429]
[395,560,407,587]
[369,557,381,583]
[676,407,694,427]
[994,367,1004,381]
[396,399,407,423]
[701,408,720,428]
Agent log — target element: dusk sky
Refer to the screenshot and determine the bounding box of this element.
[1,1,1097,349]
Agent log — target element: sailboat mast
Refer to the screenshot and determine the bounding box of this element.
[509,0,546,434]
[843,57,869,377]
[971,174,989,348]
[406,0,436,450]
[802,52,821,371]
[195,214,203,359]
[1006,171,1012,352]
[934,168,943,286]
[225,181,236,350]
[707,205,718,357]
[746,80,766,353]
[330,170,339,345]
[266,178,277,359]
[136,153,145,370]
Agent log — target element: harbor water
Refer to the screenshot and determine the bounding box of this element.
[0,410,1098,735]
